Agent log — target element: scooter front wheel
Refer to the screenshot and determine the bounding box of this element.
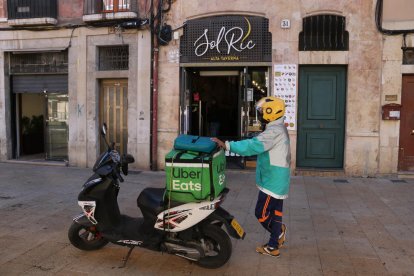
[196,224,232,269]
[68,222,108,251]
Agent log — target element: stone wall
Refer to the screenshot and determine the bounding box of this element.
[379,1,414,175]
[58,0,84,24]
[0,0,6,19]
[379,34,414,174]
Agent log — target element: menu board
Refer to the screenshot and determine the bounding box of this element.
[274,64,297,130]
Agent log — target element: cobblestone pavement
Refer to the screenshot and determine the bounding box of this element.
[0,162,414,275]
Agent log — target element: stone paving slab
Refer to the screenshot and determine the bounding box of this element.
[0,163,414,275]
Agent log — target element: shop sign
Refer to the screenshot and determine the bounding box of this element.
[180,15,272,63]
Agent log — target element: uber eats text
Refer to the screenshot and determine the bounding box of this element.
[172,168,202,191]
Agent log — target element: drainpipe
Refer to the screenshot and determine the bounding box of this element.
[152,41,159,171]
[150,0,159,171]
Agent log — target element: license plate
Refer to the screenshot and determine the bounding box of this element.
[231,219,245,239]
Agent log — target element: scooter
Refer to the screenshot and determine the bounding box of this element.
[68,124,246,269]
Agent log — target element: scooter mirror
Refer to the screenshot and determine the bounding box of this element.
[102,123,107,136]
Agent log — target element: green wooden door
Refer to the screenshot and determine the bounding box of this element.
[297,66,346,168]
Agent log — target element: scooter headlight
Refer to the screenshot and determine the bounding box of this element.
[110,150,121,163]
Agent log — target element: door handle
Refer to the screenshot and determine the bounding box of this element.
[411,130,414,135]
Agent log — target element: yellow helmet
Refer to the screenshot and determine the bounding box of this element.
[255,96,285,123]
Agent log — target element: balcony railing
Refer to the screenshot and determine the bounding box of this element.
[84,0,138,17]
[7,0,57,20]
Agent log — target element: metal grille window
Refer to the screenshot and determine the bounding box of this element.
[299,15,349,51]
[98,46,129,71]
[10,51,68,74]
[7,0,57,20]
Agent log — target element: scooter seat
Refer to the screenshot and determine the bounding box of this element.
[137,188,165,217]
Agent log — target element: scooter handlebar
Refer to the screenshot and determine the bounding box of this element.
[110,162,124,183]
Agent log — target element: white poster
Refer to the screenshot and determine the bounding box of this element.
[274,64,297,130]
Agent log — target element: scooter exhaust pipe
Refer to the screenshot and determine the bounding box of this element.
[163,242,203,261]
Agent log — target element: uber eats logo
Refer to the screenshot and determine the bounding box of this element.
[172,168,202,191]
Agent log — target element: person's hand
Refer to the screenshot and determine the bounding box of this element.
[211,137,226,149]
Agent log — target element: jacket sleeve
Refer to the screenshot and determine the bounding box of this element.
[228,130,277,157]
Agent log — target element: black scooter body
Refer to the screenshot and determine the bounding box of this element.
[77,175,164,249]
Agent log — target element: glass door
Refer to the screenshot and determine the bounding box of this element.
[240,68,251,139]
[238,68,252,168]
[239,67,269,168]
[245,68,269,137]
[180,68,191,134]
[45,93,69,160]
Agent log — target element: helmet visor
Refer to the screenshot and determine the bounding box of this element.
[255,98,267,114]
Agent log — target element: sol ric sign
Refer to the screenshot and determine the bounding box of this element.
[180,15,272,63]
[194,17,256,57]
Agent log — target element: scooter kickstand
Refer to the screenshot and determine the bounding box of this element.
[119,246,135,268]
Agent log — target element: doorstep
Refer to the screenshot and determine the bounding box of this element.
[397,171,414,179]
[294,168,345,177]
[3,159,68,167]
[245,160,257,169]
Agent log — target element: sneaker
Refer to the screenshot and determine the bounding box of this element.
[278,224,287,248]
[256,244,280,258]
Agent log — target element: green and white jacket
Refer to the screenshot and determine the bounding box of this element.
[225,118,291,199]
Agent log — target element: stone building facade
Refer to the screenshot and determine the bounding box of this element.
[380,0,414,175]
[0,0,413,177]
[156,0,414,176]
[0,0,152,169]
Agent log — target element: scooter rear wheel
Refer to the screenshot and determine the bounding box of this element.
[196,224,232,269]
[68,222,109,251]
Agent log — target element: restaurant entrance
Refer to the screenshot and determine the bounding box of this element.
[180,67,269,168]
